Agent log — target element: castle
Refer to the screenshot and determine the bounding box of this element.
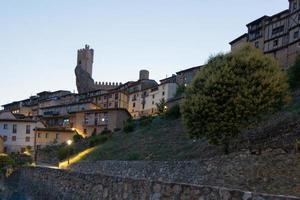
[75,45,122,93]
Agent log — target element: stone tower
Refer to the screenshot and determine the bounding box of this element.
[75,45,96,93]
[77,45,94,77]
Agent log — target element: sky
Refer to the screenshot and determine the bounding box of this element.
[0,0,288,106]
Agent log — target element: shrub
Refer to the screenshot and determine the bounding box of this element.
[139,116,153,127]
[0,155,15,172]
[58,146,74,161]
[127,152,142,160]
[181,44,290,153]
[165,104,181,119]
[288,55,300,90]
[88,135,109,148]
[11,154,33,166]
[175,85,186,97]
[101,129,112,135]
[73,133,84,143]
[123,119,135,133]
[156,98,167,114]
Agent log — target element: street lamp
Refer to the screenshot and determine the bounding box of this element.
[67,139,73,165]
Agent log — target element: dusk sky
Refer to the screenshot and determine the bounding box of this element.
[0,0,287,106]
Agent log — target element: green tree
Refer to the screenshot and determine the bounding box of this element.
[288,55,300,90]
[156,98,167,114]
[181,44,290,153]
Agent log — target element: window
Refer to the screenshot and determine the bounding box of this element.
[152,101,154,105]
[152,95,155,99]
[45,133,48,139]
[38,133,41,138]
[273,40,279,47]
[13,124,17,134]
[55,133,59,140]
[25,137,30,142]
[84,129,87,134]
[3,124,8,130]
[26,125,31,134]
[272,26,284,35]
[255,41,259,48]
[294,31,299,39]
[3,136,7,142]
[294,1,297,10]
[12,136,16,141]
[133,103,136,108]
[162,91,165,96]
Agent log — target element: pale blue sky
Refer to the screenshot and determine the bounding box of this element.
[0,0,287,106]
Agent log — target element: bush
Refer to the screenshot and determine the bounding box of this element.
[139,116,153,127]
[11,154,33,166]
[73,134,84,143]
[181,44,290,153]
[123,119,135,133]
[288,55,300,90]
[101,129,112,135]
[0,155,15,172]
[58,146,74,161]
[165,104,181,119]
[156,98,167,114]
[88,135,109,148]
[127,152,142,161]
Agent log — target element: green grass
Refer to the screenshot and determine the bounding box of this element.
[84,117,222,161]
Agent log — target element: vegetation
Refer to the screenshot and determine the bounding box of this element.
[0,154,15,172]
[165,104,181,119]
[156,98,167,114]
[123,118,136,133]
[288,55,300,90]
[88,135,109,148]
[73,133,84,143]
[175,85,186,97]
[181,44,290,153]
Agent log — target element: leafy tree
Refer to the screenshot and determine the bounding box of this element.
[288,55,300,90]
[73,133,84,143]
[181,44,290,153]
[156,98,167,114]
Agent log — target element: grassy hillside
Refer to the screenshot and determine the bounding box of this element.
[84,117,223,161]
[84,96,300,161]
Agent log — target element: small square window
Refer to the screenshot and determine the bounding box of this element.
[3,124,8,130]
[273,40,278,47]
[12,136,16,141]
[25,137,30,142]
[13,124,17,133]
[3,136,7,141]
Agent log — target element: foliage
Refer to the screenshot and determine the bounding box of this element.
[288,55,300,90]
[0,155,15,172]
[10,153,33,166]
[101,129,112,135]
[165,104,181,119]
[156,98,167,114]
[139,116,154,127]
[123,118,135,133]
[58,146,74,161]
[127,152,142,161]
[88,135,109,148]
[73,133,84,143]
[181,44,290,152]
[175,85,186,97]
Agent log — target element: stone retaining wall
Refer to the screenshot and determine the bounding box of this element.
[70,154,300,197]
[17,167,300,200]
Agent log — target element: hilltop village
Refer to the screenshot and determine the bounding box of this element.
[0,0,300,157]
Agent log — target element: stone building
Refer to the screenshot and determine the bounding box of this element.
[230,0,300,68]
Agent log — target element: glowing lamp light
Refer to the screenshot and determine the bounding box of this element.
[101,118,105,122]
[67,140,73,146]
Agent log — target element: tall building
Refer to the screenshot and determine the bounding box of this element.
[230,0,300,68]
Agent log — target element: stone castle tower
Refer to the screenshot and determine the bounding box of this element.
[75,45,121,93]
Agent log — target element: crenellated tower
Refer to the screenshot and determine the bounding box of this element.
[77,45,94,77]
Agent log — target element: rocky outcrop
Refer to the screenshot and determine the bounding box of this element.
[75,64,96,94]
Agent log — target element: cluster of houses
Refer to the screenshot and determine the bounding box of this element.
[0,46,201,154]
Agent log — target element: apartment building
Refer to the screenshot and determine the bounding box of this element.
[0,113,45,153]
[230,0,300,68]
